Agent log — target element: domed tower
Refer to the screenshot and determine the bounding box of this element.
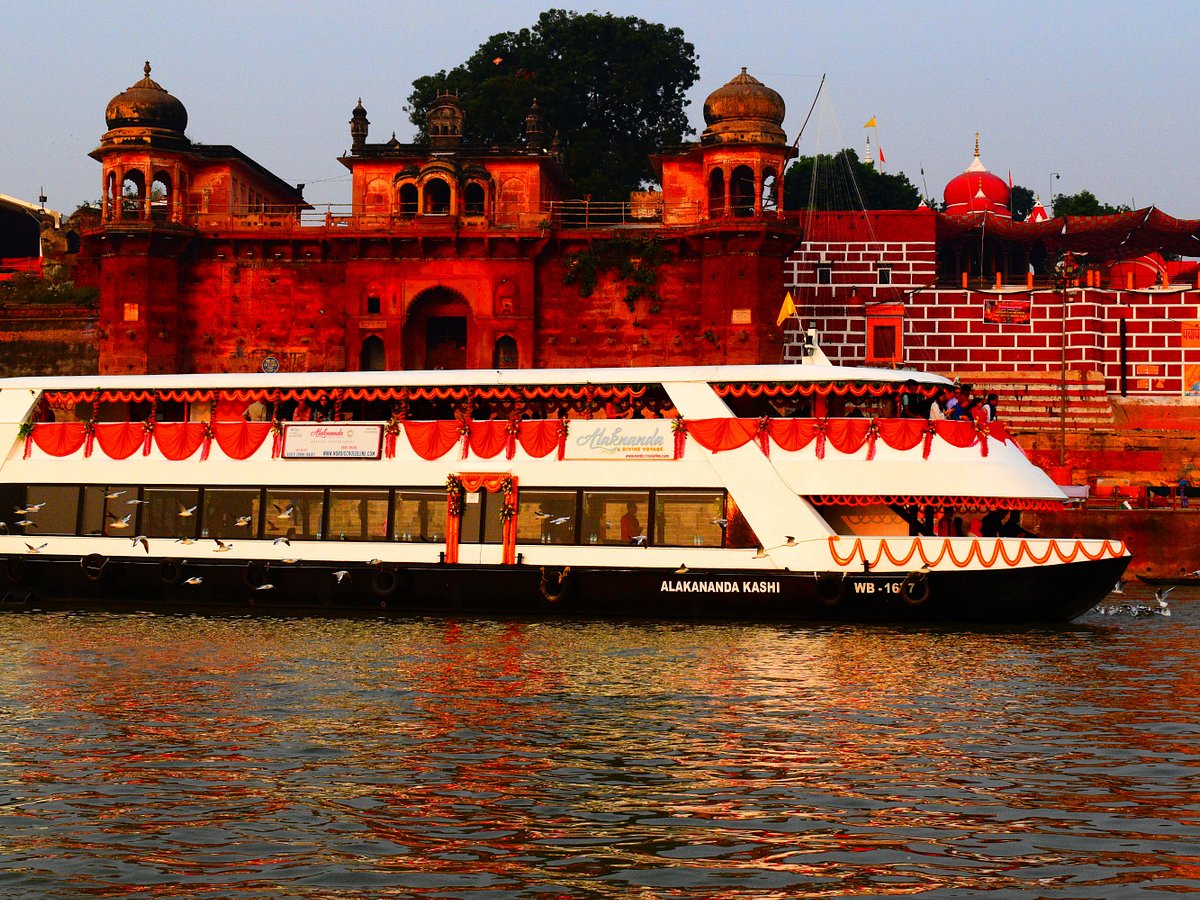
[697,68,796,219]
[350,98,370,151]
[427,93,465,150]
[943,134,1011,218]
[92,62,192,225]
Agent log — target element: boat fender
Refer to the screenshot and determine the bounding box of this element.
[159,559,183,585]
[81,553,107,582]
[243,561,269,589]
[815,573,844,606]
[539,565,571,603]
[370,567,400,599]
[900,570,931,606]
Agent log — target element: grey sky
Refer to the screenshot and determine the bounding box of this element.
[5,0,1196,217]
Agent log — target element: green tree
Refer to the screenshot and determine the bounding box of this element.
[1010,184,1035,222]
[1050,189,1131,217]
[0,272,97,307]
[783,148,921,211]
[407,9,699,201]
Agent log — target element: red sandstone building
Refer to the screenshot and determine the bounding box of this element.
[75,64,1200,482]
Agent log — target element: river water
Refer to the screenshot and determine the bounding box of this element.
[0,585,1197,898]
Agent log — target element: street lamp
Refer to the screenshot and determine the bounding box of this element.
[1049,173,1061,214]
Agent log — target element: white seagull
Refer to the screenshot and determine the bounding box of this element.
[131,536,150,553]
[214,539,233,552]
[24,542,47,554]
[178,505,197,517]
[184,576,203,586]
[332,570,350,583]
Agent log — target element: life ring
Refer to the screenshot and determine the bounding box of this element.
[243,561,269,589]
[900,571,931,606]
[159,559,183,585]
[815,573,844,606]
[81,553,107,582]
[539,566,572,603]
[5,556,25,585]
[370,567,400,599]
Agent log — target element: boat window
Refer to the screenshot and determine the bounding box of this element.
[582,491,649,546]
[328,490,390,542]
[480,492,505,545]
[143,488,200,539]
[517,490,577,545]
[13,485,79,536]
[203,488,262,541]
[394,490,446,543]
[265,489,324,541]
[80,485,140,536]
[655,491,725,548]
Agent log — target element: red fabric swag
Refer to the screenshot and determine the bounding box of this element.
[212,421,271,460]
[767,419,818,452]
[93,423,145,460]
[876,418,928,451]
[30,422,87,457]
[825,418,871,454]
[153,422,208,460]
[468,421,509,459]
[933,421,979,449]
[517,420,562,458]
[685,418,759,453]
[404,421,462,460]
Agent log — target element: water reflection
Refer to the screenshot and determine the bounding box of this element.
[0,590,1197,896]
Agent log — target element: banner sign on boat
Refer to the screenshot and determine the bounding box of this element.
[564,421,673,460]
[282,423,383,459]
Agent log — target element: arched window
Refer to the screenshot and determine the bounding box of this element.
[424,177,451,215]
[464,182,486,217]
[151,172,172,222]
[105,171,119,220]
[398,183,418,217]
[761,168,778,213]
[122,171,146,220]
[493,335,518,369]
[708,168,725,218]
[730,166,756,217]
[360,335,386,371]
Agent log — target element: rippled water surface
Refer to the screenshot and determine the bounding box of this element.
[1,585,1198,898]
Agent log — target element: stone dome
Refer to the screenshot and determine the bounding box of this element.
[943,138,1010,217]
[105,62,188,134]
[701,68,786,146]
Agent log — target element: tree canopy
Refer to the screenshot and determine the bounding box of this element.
[783,149,922,211]
[1051,189,1131,217]
[407,9,699,201]
[1010,185,1036,222]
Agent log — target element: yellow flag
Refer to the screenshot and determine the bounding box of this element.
[776,291,797,327]
[863,116,877,129]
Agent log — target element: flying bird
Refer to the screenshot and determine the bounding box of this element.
[281,558,299,564]
[368,558,382,566]
[178,505,197,517]
[332,570,350,583]
[131,535,150,553]
[550,516,571,525]
[274,505,295,520]
[14,502,46,515]
[533,510,552,519]
[175,536,196,545]
[104,490,126,499]
[125,498,148,506]
[109,514,132,530]
[783,536,797,546]
[24,542,47,554]
[214,539,233,552]
[255,583,275,591]
[184,576,203,585]
[273,536,291,546]
[234,516,252,527]
[1111,579,1126,595]
[14,520,35,527]
[1155,586,1175,604]
[674,564,689,574]
[631,534,648,546]
[710,518,728,527]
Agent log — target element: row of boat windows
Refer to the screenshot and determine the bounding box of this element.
[3,484,757,549]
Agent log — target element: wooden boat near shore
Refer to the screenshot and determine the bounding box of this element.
[0,364,1129,622]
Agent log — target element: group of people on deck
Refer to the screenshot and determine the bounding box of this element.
[925,383,999,424]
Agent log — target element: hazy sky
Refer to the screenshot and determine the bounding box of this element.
[5,0,1197,217]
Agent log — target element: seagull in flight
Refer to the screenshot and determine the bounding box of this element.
[255,583,275,591]
[235,516,252,528]
[131,536,150,553]
[273,536,291,546]
[175,536,196,545]
[1111,579,1126,595]
[104,489,126,499]
[550,516,571,525]
[674,563,689,574]
[214,539,233,552]
[631,534,648,546]
[273,505,295,520]
[533,510,553,519]
[710,517,728,527]
[109,514,132,530]
[125,498,148,506]
[25,542,47,554]
[332,570,350,583]
[184,576,203,585]
[14,520,35,528]
[178,505,197,517]
[1155,586,1175,604]
[14,502,46,515]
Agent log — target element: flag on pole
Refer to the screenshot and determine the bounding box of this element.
[863,116,877,129]
[776,291,797,327]
[878,145,885,164]
[1008,169,1013,189]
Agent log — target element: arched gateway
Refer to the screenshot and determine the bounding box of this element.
[404,286,472,370]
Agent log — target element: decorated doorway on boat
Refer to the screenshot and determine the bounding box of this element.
[445,473,518,564]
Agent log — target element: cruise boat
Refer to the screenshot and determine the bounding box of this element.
[0,364,1127,622]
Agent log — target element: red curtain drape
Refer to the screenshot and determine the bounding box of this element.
[824,418,871,454]
[404,421,463,460]
[766,419,818,452]
[933,421,979,449]
[93,423,145,460]
[445,473,519,566]
[876,418,928,451]
[468,421,509,459]
[30,423,87,457]
[212,421,271,460]
[153,422,207,460]
[685,418,759,453]
[517,420,563,458]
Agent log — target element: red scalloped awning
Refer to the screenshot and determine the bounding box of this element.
[811,495,1062,511]
[715,382,941,399]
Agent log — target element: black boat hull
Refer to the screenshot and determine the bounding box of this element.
[0,552,1129,624]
